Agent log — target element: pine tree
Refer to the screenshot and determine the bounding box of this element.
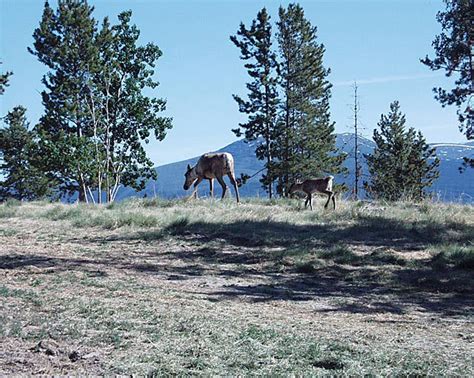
[0,106,54,200]
[29,1,172,203]
[364,101,440,201]
[0,62,12,95]
[275,4,346,196]
[29,0,99,202]
[421,0,474,168]
[230,8,279,198]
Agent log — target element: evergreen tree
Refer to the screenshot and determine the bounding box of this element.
[275,4,346,196]
[0,106,54,200]
[421,0,474,168]
[29,0,99,201]
[364,101,440,201]
[230,8,279,198]
[29,1,172,203]
[0,62,12,95]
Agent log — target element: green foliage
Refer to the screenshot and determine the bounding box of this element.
[364,101,440,201]
[431,244,474,270]
[421,0,474,167]
[29,0,98,201]
[93,11,172,199]
[274,4,346,197]
[0,62,12,95]
[0,106,55,200]
[231,8,279,198]
[29,0,172,203]
[232,4,346,198]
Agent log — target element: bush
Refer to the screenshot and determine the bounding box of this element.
[431,245,474,270]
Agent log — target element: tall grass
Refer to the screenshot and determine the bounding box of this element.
[2,197,473,239]
[431,244,474,270]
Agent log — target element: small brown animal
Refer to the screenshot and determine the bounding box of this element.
[183,152,240,203]
[289,176,336,210]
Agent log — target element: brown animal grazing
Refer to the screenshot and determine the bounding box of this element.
[183,152,240,203]
[289,176,336,210]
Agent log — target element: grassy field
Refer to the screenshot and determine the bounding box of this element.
[0,197,473,375]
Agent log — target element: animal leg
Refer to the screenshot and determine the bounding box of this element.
[190,177,203,200]
[227,173,240,203]
[332,193,336,210]
[309,193,313,211]
[323,190,334,209]
[216,176,227,200]
[209,179,214,198]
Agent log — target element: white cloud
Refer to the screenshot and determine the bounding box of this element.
[333,72,444,87]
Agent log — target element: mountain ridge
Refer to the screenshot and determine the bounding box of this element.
[116,133,474,203]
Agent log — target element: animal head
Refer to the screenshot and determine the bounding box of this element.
[183,164,198,190]
[289,180,303,195]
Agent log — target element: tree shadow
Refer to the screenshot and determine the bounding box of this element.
[0,253,207,279]
[155,216,473,316]
[1,215,472,317]
[150,214,473,251]
[197,265,473,316]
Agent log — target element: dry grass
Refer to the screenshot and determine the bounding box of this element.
[0,198,473,375]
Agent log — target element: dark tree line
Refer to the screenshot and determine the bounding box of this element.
[1,64,52,200]
[0,62,12,95]
[230,8,279,198]
[364,101,440,201]
[0,106,53,200]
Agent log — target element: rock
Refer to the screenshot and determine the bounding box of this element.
[82,352,100,361]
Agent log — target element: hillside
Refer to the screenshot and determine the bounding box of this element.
[117,134,474,203]
[1,199,473,374]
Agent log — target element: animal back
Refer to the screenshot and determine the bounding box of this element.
[197,152,234,178]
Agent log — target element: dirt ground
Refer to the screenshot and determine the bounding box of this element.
[0,201,473,375]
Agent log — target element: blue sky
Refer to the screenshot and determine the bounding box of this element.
[0,0,464,166]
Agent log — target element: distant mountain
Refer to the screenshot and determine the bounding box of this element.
[426,141,474,202]
[116,133,474,203]
[336,133,474,202]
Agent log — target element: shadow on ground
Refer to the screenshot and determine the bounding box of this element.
[156,214,474,249]
[1,215,473,317]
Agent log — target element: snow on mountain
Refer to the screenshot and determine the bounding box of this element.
[116,134,474,203]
